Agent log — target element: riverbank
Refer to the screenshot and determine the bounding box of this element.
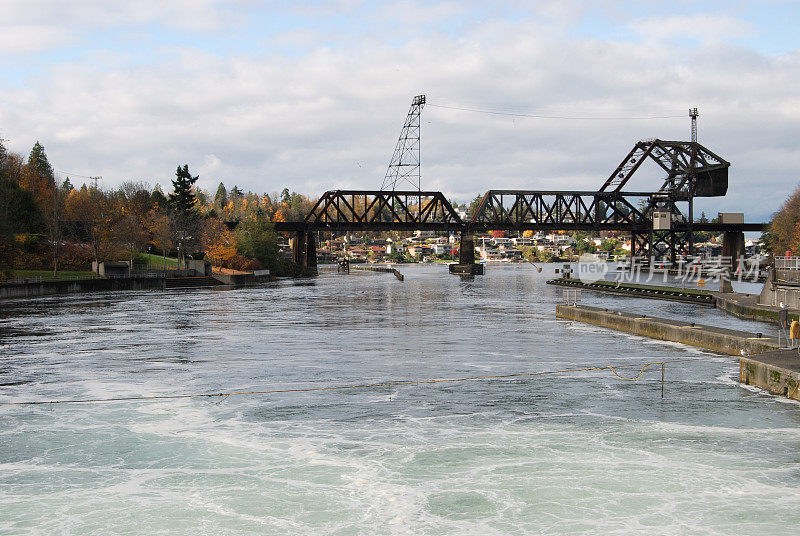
[1,271,277,299]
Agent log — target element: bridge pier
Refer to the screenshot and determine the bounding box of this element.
[290,232,305,265]
[290,231,318,272]
[720,230,745,293]
[305,232,317,270]
[449,232,484,275]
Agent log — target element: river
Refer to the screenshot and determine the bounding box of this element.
[1,264,799,534]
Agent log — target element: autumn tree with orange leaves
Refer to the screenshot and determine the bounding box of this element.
[201,218,237,268]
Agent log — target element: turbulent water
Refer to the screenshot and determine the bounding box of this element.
[1,264,799,535]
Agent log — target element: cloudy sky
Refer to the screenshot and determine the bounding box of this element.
[1,1,798,220]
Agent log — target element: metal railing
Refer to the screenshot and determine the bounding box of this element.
[775,256,800,270]
[107,272,166,279]
[2,271,166,285]
[2,274,100,285]
[562,288,582,306]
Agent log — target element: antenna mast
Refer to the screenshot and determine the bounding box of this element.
[381,95,426,192]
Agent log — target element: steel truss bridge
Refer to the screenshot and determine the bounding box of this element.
[275,138,765,269]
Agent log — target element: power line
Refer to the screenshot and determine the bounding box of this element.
[426,102,685,120]
[54,169,99,180]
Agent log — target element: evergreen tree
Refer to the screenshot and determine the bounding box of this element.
[61,177,74,192]
[26,141,55,189]
[468,194,483,219]
[168,165,201,263]
[214,182,227,208]
[150,185,168,208]
[169,164,198,213]
[0,178,46,235]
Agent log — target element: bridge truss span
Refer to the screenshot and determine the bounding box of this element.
[599,139,730,197]
[303,190,464,231]
[470,190,651,232]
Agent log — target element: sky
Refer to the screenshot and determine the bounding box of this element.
[1,1,799,221]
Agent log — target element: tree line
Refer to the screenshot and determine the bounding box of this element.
[0,138,315,278]
[765,183,800,256]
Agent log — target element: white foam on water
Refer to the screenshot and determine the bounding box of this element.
[3,270,800,534]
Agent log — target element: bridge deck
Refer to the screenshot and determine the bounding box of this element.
[273,221,765,233]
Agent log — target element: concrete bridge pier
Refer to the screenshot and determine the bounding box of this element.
[449,232,484,275]
[291,231,317,272]
[720,230,745,293]
[305,232,317,270]
[291,232,305,265]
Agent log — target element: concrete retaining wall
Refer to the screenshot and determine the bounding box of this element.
[740,352,800,401]
[759,279,800,309]
[714,293,800,324]
[211,273,275,286]
[556,304,777,356]
[0,277,165,299]
[351,265,404,280]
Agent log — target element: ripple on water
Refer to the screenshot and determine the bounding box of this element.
[0,265,798,534]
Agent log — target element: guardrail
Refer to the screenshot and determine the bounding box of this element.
[2,274,100,285]
[2,272,166,285]
[562,288,582,306]
[775,256,800,270]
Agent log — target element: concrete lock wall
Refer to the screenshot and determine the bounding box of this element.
[775,269,800,283]
[555,304,777,356]
[212,273,274,286]
[740,356,800,402]
[759,280,800,309]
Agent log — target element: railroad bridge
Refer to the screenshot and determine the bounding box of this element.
[274,139,764,275]
[273,96,765,276]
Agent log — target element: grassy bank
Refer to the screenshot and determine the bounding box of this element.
[142,254,179,268]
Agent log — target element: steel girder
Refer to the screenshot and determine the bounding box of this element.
[599,139,729,198]
[469,190,649,231]
[302,190,463,231]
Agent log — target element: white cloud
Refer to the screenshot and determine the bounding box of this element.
[0,25,75,54]
[0,0,241,31]
[0,5,798,222]
[629,13,752,43]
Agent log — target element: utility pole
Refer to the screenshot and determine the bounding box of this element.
[688,108,699,258]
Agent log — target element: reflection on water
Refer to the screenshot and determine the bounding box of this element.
[0,264,798,534]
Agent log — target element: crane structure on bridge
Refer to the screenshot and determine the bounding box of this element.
[380,95,426,193]
[275,96,764,274]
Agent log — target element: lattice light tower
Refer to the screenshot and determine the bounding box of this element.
[689,107,699,143]
[380,95,426,192]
